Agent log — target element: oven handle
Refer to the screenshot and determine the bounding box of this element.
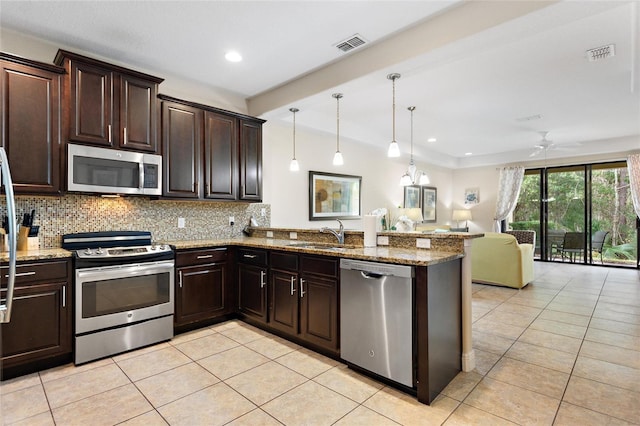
[76,260,175,281]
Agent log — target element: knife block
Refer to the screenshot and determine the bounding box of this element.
[17,226,30,251]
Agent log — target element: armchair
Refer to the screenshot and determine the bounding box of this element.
[471,232,534,289]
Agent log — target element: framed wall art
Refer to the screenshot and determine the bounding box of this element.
[403,185,421,209]
[465,187,480,205]
[422,186,437,222]
[309,171,361,220]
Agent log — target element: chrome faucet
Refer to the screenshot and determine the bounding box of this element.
[320,220,345,244]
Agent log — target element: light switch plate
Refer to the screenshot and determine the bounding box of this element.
[416,238,431,249]
[377,236,389,246]
[289,232,298,240]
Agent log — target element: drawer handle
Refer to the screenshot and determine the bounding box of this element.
[62,286,66,308]
[300,279,306,298]
[108,124,112,143]
[290,276,296,296]
[196,255,213,259]
[178,271,183,288]
[243,254,257,259]
[5,271,36,278]
[260,270,266,288]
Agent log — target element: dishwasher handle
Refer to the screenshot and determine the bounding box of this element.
[360,271,385,280]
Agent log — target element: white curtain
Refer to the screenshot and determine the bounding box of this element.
[493,166,525,232]
[628,154,640,218]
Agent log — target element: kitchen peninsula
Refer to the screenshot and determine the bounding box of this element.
[1,230,481,405]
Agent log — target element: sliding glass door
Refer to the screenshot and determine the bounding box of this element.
[512,161,638,268]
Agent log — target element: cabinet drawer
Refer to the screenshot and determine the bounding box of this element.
[237,249,268,266]
[270,251,298,272]
[176,248,227,267]
[1,260,69,286]
[301,255,339,278]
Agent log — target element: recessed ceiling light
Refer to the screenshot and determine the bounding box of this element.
[427,137,437,143]
[465,152,473,156]
[225,51,242,62]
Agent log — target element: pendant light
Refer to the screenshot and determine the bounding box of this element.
[387,73,401,157]
[332,93,344,166]
[400,106,430,186]
[289,107,299,172]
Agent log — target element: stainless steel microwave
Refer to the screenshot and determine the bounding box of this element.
[67,144,162,195]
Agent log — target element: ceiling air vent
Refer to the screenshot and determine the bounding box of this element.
[586,44,615,62]
[335,34,367,53]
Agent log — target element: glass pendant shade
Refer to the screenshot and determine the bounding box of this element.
[399,173,412,186]
[333,151,344,166]
[388,141,400,157]
[289,158,299,171]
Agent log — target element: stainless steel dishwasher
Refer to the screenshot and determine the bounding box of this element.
[340,258,414,387]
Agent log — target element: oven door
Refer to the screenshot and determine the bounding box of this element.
[75,260,174,334]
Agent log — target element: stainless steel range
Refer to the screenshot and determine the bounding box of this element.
[62,231,174,364]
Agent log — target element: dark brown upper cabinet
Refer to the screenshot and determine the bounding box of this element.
[54,50,163,153]
[0,53,64,194]
[159,95,264,202]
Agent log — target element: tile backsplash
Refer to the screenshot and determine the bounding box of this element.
[2,194,271,248]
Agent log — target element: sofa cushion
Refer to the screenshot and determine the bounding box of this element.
[471,232,534,289]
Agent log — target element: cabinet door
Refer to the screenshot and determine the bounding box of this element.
[300,274,339,352]
[1,282,71,369]
[239,119,262,201]
[175,263,226,326]
[120,74,158,153]
[237,263,267,323]
[162,101,202,198]
[204,111,238,199]
[269,270,299,335]
[0,61,62,194]
[69,60,114,146]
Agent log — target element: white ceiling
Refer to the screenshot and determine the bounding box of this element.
[1,1,639,168]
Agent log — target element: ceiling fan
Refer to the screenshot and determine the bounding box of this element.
[529,131,575,157]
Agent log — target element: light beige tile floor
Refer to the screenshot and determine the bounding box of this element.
[1,262,638,425]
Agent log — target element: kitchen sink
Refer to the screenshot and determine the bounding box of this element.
[287,242,351,251]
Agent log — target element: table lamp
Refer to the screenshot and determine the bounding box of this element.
[452,209,472,229]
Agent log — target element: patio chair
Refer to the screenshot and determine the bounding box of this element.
[561,232,585,263]
[592,230,610,264]
[547,229,566,260]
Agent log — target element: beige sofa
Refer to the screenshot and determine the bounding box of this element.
[471,232,534,289]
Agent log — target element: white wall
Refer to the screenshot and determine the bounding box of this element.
[262,121,453,230]
[451,167,500,233]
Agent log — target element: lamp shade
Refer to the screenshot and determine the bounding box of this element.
[452,209,472,221]
[406,208,424,223]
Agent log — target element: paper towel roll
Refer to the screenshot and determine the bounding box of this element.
[364,215,377,247]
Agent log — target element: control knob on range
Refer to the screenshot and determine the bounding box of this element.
[96,248,104,255]
[83,248,93,255]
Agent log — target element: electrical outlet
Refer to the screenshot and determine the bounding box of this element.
[377,236,389,246]
[229,216,235,226]
[289,232,298,240]
[261,208,266,217]
[416,238,431,249]
[266,231,274,238]
[177,217,185,228]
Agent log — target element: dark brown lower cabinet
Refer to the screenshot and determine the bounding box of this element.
[175,248,231,329]
[237,249,268,323]
[269,269,299,334]
[1,260,72,379]
[266,252,339,354]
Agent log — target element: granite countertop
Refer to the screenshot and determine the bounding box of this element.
[1,247,73,263]
[166,236,463,267]
[1,236,466,267]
